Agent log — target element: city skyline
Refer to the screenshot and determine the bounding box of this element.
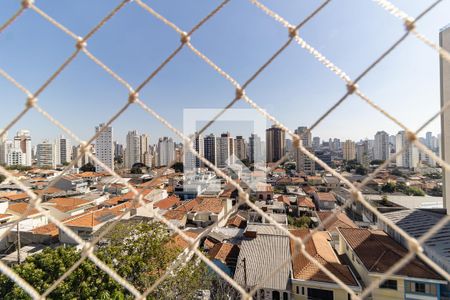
[1,1,449,144]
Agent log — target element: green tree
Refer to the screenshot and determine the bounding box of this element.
[0,222,211,299]
[381,182,396,193]
[80,163,96,172]
[288,215,311,228]
[355,166,368,175]
[0,174,5,183]
[172,162,184,173]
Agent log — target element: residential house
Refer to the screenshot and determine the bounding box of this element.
[313,192,337,210]
[53,174,89,193]
[208,242,240,276]
[234,225,291,300]
[337,228,446,300]
[290,229,361,300]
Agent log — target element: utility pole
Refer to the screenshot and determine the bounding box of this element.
[243,257,247,290]
[16,221,21,264]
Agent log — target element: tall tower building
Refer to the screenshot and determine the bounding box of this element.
[94,123,114,172]
[55,135,71,166]
[13,130,32,166]
[374,131,390,161]
[356,140,370,167]
[234,136,247,161]
[157,137,175,167]
[396,131,419,170]
[185,133,204,171]
[204,134,217,166]
[125,130,141,169]
[295,126,312,147]
[440,25,450,215]
[139,134,150,166]
[216,132,234,168]
[249,134,263,164]
[266,125,285,163]
[343,140,356,161]
[36,140,56,169]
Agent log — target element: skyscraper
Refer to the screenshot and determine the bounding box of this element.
[295,126,312,147]
[356,140,370,167]
[125,130,141,169]
[312,136,321,150]
[343,140,356,161]
[249,133,263,164]
[395,131,419,169]
[13,130,31,166]
[36,140,56,169]
[216,132,234,168]
[185,133,204,170]
[204,134,217,166]
[157,137,175,167]
[374,131,390,161]
[55,135,71,166]
[94,123,114,172]
[234,136,247,161]
[266,125,285,163]
[140,134,150,166]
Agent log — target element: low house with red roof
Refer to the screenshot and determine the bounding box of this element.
[187,197,232,227]
[290,229,361,300]
[337,228,446,300]
[6,203,48,230]
[41,197,96,220]
[208,242,240,276]
[60,203,131,244]
[312,192,337,211]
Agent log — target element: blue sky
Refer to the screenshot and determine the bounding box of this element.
[0,0,449,146]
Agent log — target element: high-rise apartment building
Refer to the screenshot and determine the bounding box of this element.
[125,130,141,169]
[94,123,114,172]
[217,133,234,168]
[234,136,247,161]
[266,125,285,163]
[13,130,32,166]
[295,126,312,147]
[7,148,24,166]
[249,134,263,164]
[36,140,56,169]
[343,140,356,161]
[312,136,321,150]
[140,134,150,166]
[185,133,204,170]
[157,137,175,167]
[55,135,71,166]
[356,140,370,167]
[296,146,315,175]
[395,131,419,169]
[204,134,217,166]
[374,131,390,161]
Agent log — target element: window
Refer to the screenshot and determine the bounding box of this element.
[379,279,397,290]
[283,292,288,300]
[272,291,280,300]
[296,286,299,294]
[415,283,426,294]
[302,287,305,295]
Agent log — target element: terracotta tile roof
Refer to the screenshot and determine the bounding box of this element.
[302,185,316,194]
[154,195,181,210]
[316,192,336,202]
[208,243,240,264]
[103,196,125,206]
[316,211,357,232]
[47,197,90,207]
[204,238,216,249]
[7,203,40,216]
[297,196,315,209]
[121,189,153,200]
[277,195,291,206]
[163,209,187,220]
[226,214,247,228]
[32,223,58,237]
[255,183,273,192]
[1,193,29,201]
[190,198,224,214]
[34,187,63,196]
[339,228,443,280]
[167,231,199,250]
[290,229,358,286]
[63,207,121,228]
[76,172,106,178]
[0,214,12,220]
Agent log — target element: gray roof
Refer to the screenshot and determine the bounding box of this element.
[234,233,291,290]
[246,224,288,236]
[382,209,450,271]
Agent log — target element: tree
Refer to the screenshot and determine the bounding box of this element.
[0,222,211,299]
[370,160,384,165]
[391,168,403,177]
[172,162,184,173]
[355,166,368,175]
[381,182,396,193]
[80,163,96,172]
[288,215,311,228]
[0,174,5,183]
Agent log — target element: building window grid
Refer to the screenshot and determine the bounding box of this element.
[379,279,397,290]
